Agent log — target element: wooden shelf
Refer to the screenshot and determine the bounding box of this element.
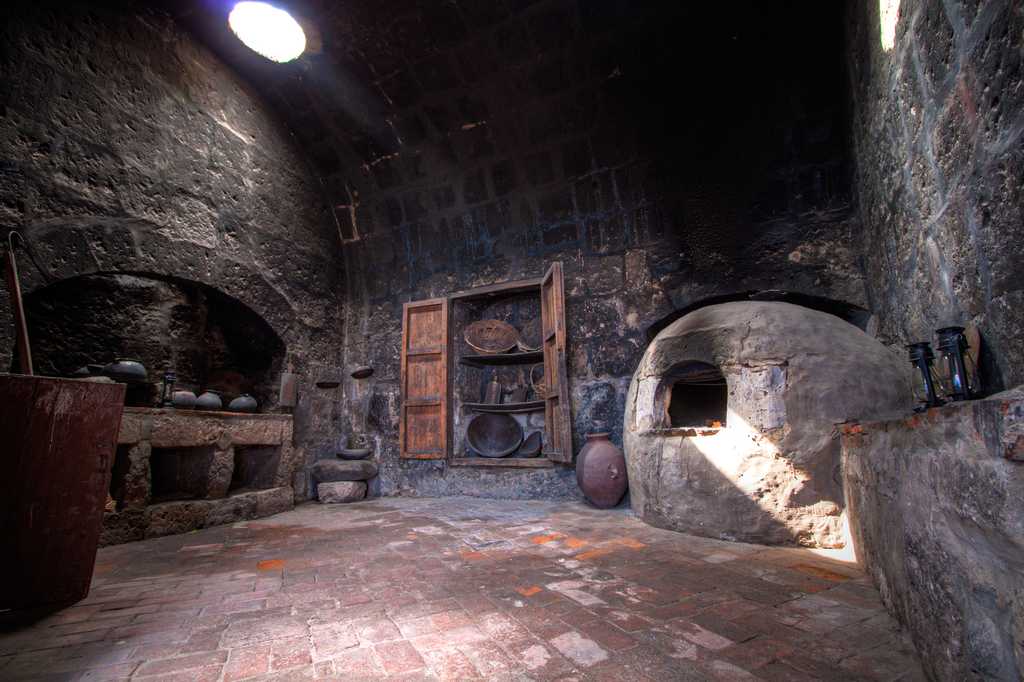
[459,351,543,367]
[462,400,545,413]
[449,277,542,301]
[450,457,553,468]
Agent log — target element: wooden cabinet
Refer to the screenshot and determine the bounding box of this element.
[399,263,572,465]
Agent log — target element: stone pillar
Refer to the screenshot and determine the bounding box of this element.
[206,440,235,499]
[122,442,151,509]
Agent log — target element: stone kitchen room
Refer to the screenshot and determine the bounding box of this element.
[0,0,1021,679]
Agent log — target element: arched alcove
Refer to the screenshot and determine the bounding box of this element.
[21,273,285,407]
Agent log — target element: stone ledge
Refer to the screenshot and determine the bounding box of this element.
[119,408,293,447]
[840,387,1024,462]
[100,486,294,545]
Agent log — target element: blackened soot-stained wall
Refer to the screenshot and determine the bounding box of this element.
[330,1,868,498]
[0,2,345,491]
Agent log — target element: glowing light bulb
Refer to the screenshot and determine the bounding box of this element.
[229,2,306,63]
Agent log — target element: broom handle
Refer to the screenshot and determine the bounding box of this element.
[5,233,32,375]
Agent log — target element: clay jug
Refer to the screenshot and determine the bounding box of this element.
[575,433,628,508]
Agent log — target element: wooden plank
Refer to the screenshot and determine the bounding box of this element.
[449,457,554,468]
[400,298,448,459]
[462,400,545,414]
[459,350,544,367]
[0,375,125,611]
[540,262,573,463]
[449,277,543,301]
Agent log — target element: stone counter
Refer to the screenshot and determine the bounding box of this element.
[102,408,297,544]
[840,391,1024,680]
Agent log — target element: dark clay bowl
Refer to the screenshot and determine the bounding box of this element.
[466,413,523,458]
[514,430,542,458]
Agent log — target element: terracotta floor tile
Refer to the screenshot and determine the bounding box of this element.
[0,498,923,681]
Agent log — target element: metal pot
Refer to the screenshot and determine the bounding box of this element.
[102,358,147,384]
[575,433,628,508]
[171,389,197,409]
[228,394,258,413]
[195,390,223,411]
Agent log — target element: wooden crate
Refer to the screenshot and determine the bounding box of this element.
[0,375,125,612]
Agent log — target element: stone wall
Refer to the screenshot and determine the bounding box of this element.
[847,0,1024,392]
[334,2,868,498]
[0,3,345,481]
[841,392,1024,680]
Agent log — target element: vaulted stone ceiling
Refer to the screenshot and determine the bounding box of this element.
[166,0,851,222]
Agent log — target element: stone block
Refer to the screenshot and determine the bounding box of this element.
[206,447,234,499]
[318,481,367,503]
[312,459,378,482]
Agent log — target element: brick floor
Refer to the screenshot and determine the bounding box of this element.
[0,498,925,680]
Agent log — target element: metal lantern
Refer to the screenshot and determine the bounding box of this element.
[907,342,943,410]
[159,370,177,407]
[936,326,973,401]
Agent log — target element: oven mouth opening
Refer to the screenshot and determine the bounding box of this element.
[664,362,728,429]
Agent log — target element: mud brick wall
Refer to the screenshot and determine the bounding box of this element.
[847,0,1024,392]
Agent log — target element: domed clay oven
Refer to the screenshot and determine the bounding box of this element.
[624,302,911,547]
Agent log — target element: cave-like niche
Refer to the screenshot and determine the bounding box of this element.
[663,362,728,428]
[21,274,285,407]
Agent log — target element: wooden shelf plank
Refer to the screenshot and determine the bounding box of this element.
[449,277,543,301]
[459,351,543,367]
[462,400,545,413]
[449,457,553,468]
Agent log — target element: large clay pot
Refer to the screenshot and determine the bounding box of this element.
[576,433,628,508]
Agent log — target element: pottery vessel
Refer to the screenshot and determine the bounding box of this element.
[195,390,223,411]
[575,433,628,508]
[466,413,522,458]
[102,358,147,384]
[171,390,197,409]
[228,394,258,413]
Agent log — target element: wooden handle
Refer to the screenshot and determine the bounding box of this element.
[5,240,33,375]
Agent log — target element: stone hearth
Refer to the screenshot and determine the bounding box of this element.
[102,408,297,545]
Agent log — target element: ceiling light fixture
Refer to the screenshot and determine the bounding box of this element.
[228,1,306,63]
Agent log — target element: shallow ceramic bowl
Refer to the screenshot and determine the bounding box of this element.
[466,413,522,458]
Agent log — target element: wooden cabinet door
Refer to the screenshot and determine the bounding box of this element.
[400,298,449,459]
[540,262,573,463]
